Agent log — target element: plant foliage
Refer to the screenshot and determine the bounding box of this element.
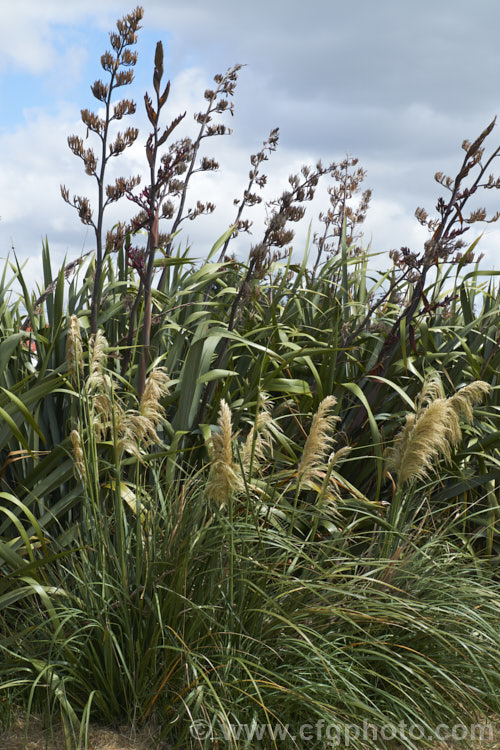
[1,7,499,749]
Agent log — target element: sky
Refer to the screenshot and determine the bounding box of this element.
[1,0,500,295]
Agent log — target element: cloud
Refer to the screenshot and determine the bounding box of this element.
[1,0,499,297]
[1,2,116,74]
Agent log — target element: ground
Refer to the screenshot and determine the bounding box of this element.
[1,715,499,749]
[0,716,163,750]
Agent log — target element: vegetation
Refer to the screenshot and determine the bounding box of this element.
[1,7,499,749]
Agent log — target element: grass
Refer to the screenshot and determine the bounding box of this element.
[1,6,500,749]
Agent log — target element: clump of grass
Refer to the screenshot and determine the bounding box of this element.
[1,7,500,749]
[2,467,499,749]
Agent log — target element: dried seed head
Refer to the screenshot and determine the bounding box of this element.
[86,331,115,440]
[210,400,233,467]
[387,399,452,484]
[70,429,86,482]
[387,379,492,485]
[139,367,170,428]
[417,374,444,412]
[66,315,84,382]
[242,393,280,476]
[91,388,115,441]
[328,446,351,465]
[115,367,171,459]
[116,411,155,460]
[206,399,238,505]
[298,396,339,480]
[449,381,492,423]
[88,331,108,381]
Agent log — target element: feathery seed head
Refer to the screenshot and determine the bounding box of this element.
[116,411,149,460]
[139,367,170,426]
[391,412,416,470]
[206,399,237,505]
[328,445,351,466]
[242,393,279,476]
[91,387,116,440]
[387,399,451,484]
[416,373,444,412]
[449,380,492,422]
[116,410,160,459]
[211,399,233,467]
[85,330,116,439]
[206,460,238,506]
[387,378,491,485]
[87,330,109,391]
[298,396,339,479]
[70,429,86,481]
[66,315,84,381]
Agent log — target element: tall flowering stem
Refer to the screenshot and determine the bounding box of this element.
[348,118,500,439]
[124,41,240,396]
[61,7,143,334]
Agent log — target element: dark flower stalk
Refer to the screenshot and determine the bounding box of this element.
[61,6,143,334]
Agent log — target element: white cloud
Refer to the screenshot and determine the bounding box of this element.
[1,0,499,302]
[2,2,109,73]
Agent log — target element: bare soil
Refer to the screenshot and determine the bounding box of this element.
[1,714,499,750]
[0,716,165,750]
